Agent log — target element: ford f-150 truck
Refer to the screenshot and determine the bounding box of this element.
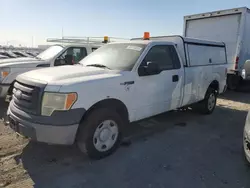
[6,35,227,159]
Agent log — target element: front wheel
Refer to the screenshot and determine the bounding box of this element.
[77,108,124,159]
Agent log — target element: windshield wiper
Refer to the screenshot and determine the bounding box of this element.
[86,64,111,69]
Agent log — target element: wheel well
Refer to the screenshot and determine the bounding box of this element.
[82,99,129,123]
[209,80,219,92]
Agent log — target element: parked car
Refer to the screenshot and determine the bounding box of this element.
[243,110,250,164]
[12,51,33,58]
[0,51,17,58]
[0,55,9,59]
[243,60,250,80]
[184,7,250,89]
[25,51,37,57]
[5,34,228,159]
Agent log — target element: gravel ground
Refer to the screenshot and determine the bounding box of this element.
[0,89,250,188]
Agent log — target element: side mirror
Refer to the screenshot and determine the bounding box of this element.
[138,62,160,76]
[147,62,160,74]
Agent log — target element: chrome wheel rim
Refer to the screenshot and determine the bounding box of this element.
[93,120,119,152]
[208,93,216,111]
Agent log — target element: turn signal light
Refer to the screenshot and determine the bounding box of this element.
[65,93,77,109]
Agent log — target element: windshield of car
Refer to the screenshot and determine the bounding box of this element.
[37,45,64,60]
[80,43,146,71]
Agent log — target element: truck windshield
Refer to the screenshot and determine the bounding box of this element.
[80,43,146,71]
[37,45,64,60]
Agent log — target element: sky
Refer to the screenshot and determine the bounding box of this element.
[1,0,250,47]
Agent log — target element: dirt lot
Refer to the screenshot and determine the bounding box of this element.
[1,90,250,188]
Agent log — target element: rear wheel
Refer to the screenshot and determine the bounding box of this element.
[77,108,124,159]
[195,88,217,115]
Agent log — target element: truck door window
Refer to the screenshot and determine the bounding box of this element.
[141,45,181,70]
[55,47,87,66]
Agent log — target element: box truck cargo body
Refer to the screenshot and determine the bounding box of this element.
[184,7,250,89]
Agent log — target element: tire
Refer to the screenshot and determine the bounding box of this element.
[77,108,124,159]
[196,88,217,115]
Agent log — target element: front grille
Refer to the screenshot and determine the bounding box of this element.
[12,81,42,115]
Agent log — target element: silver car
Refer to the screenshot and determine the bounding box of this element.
[243,110,250,163]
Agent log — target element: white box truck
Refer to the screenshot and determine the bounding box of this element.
[184,7,250,89]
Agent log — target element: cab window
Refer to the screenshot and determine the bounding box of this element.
[54,47,87,66]
[140,45,181,70]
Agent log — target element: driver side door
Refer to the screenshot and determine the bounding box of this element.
[133,44,183,121]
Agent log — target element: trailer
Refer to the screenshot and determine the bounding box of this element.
[183,7,250,89]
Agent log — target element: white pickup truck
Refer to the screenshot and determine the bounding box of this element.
[0,43,102,100]
[6,36,227,159]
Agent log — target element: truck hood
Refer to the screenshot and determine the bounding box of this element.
[18,65,122,85]
[0,57,46,67]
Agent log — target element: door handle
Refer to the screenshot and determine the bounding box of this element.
[172,75,179,82]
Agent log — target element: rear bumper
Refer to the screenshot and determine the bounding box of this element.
[0,84,10,98]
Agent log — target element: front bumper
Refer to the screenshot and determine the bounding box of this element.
[0,84,10,98]
[6,101,86,145]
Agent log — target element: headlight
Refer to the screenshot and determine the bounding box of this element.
[41,92,77,116]
[0,67,10,81]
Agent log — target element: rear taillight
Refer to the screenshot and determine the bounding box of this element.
[235,56,239,69]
